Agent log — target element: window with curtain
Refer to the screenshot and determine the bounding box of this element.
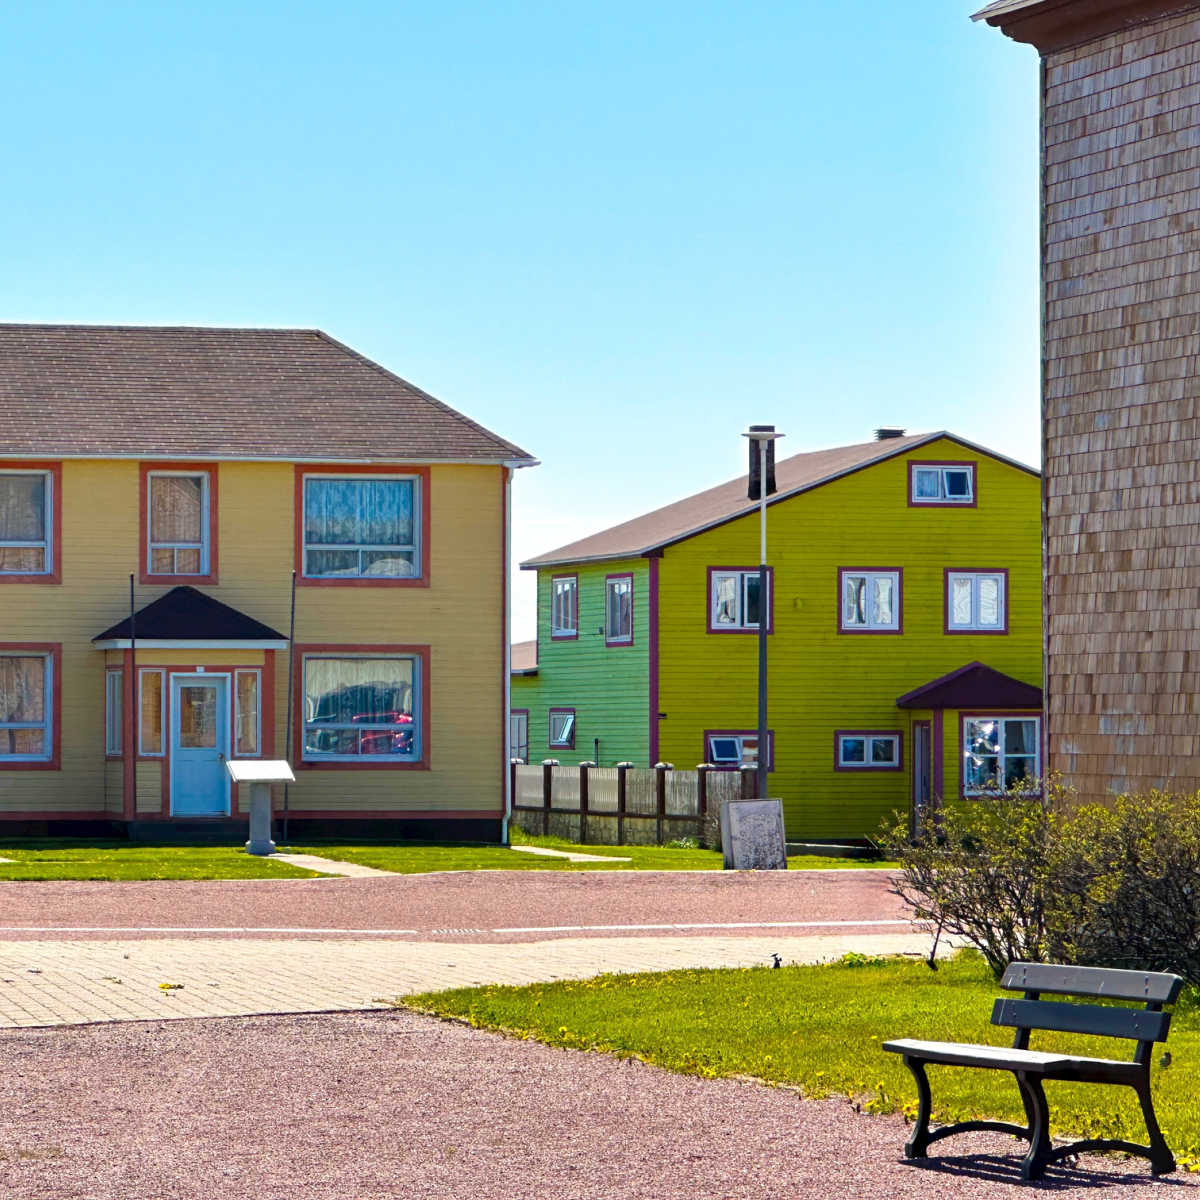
[551,576,578,637]
[0,653,51,759]
[963,716,1040,794]
[840,570,900,631]
[148,473,208,575]
[710,569,767,630]
[303,476,418,579]
[0,472,50,574]
[911,463,975,504]
[605,575,633,644]
[303,656,418,761]
[235,671,260,756]
[139,670,164,755]
[947,571,1006,631]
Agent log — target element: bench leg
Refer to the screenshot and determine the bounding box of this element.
[902,1055,933,1159]
[1014,1073,1053,1182]
[1133,1078,1175,1176]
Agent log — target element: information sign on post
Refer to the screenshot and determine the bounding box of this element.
[225,759,295,856]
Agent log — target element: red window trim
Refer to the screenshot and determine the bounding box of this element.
[550,574,579,640]
[705,566,775,634]
[294,464,432,589]
[959,710,1043,800]
[907,460,978,509]
[703,728,774,772]
[548,706,576,750]
[836,567,904,635]
[944,567,1010,635]
[139,462,219,585]
[293,643,431,771]
[604,573,635,647]
[834,729,903,772]
[0,643,62,770]
[0,462,62,585]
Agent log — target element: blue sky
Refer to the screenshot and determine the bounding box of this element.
[2,1,1041,637]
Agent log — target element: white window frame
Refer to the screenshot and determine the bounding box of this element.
[840,570,901,632]
[105,670,123,756]
[947,571,1007,632]
[604,575,633,645]
[302,473,421,581]
[705,731,772,770]
[710,569,769,631]
[0,468,52,576]
[962,715,1041,796]
[836,732,901,770]
[0,651,52,762]
[301,654,421,763]
[550,576,578,638]
[147,470,210,576]
[548,708,576,749]
[234,668,262,758]
[138,668,165,757]
[911,464,975,505]
[509,709,529,762]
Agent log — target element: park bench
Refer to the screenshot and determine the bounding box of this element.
[882,961,1182,1181]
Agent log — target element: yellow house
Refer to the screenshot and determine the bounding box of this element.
[0,323,534,839]
[519,430,1042,842]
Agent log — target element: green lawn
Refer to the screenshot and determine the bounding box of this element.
[0,841,325,881]
[285,829,896,874]
[404,952,1200,1169]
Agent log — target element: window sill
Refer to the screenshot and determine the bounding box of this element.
[297,575,429,589]
[141,571,218,586]
[0,573,60,585]
[298,758,429,771]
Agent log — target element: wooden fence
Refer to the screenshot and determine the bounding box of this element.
[510,760,757,845]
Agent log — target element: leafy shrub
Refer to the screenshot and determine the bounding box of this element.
[884,785,1200,983]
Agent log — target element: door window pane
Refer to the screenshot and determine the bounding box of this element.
[178,686,218,749]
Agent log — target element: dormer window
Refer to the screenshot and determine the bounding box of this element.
[910,462,975,506]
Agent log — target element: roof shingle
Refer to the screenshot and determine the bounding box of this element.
[0,323,535,464]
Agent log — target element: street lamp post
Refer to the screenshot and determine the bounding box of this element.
[742,424,782,800]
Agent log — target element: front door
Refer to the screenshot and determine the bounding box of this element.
[171,674,230,816]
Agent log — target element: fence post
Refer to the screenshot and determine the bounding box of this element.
[616,762,633,845]
[739,763,757,799]
[696,762,711,843]
[654,762,673,845]
[578,761,595,845]
[541,759,558,836]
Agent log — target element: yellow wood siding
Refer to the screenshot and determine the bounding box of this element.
[136,761,161,814]
[656,438,1042,840]
[0,460,505,819]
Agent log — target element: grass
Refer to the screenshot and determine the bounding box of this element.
[0,840,326,881]
[286,828,896,874]
[404,951,1200,1168]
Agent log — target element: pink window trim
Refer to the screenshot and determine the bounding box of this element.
[703,729,775,772]
[836,567,904,635]
[548,706,576,750]
[907,460,978,509]
[705,566,775,634]
[550,574,579,640]
[833,729,903,772]
[604,573,634,647]
[943,567,1010,635]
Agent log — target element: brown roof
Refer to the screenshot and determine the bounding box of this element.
[0,324,535,464]
[522,432,1037,569]
[510,640,538,674]
[971,0,1189,52]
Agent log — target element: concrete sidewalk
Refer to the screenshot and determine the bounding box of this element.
[0,931,939,1028]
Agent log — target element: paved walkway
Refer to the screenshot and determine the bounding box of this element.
[0,931,940,1028]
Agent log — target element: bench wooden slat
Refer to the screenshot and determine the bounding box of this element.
[882,1038,1074,1071]
[992,997,1172,1043]
[1001,962,1183,1004]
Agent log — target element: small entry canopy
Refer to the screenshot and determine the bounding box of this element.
[93,585,288,650]
[897,661,1043,710]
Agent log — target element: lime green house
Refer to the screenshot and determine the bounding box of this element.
[513,431,1043,842]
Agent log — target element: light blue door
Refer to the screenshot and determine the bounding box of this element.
[171,675,230,816]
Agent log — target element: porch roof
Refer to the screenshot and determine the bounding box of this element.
[896,661,1042,710]
[93,586,288,649]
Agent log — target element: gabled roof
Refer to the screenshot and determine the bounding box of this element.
[510,640,538,674]
[94,586,286,645]
[896,662,1043,710]
[971,0,1191,52]
[0,323,535,465]
[522,432,1037,569]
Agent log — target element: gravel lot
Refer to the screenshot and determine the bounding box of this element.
[1,1010,1194,1200]
[0,869,908,941]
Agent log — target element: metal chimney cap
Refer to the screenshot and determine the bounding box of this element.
[874,426,906,440]
[743,425,784,442]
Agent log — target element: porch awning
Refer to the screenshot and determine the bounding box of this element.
[92,585,288,650]
[896,661,1042,710]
